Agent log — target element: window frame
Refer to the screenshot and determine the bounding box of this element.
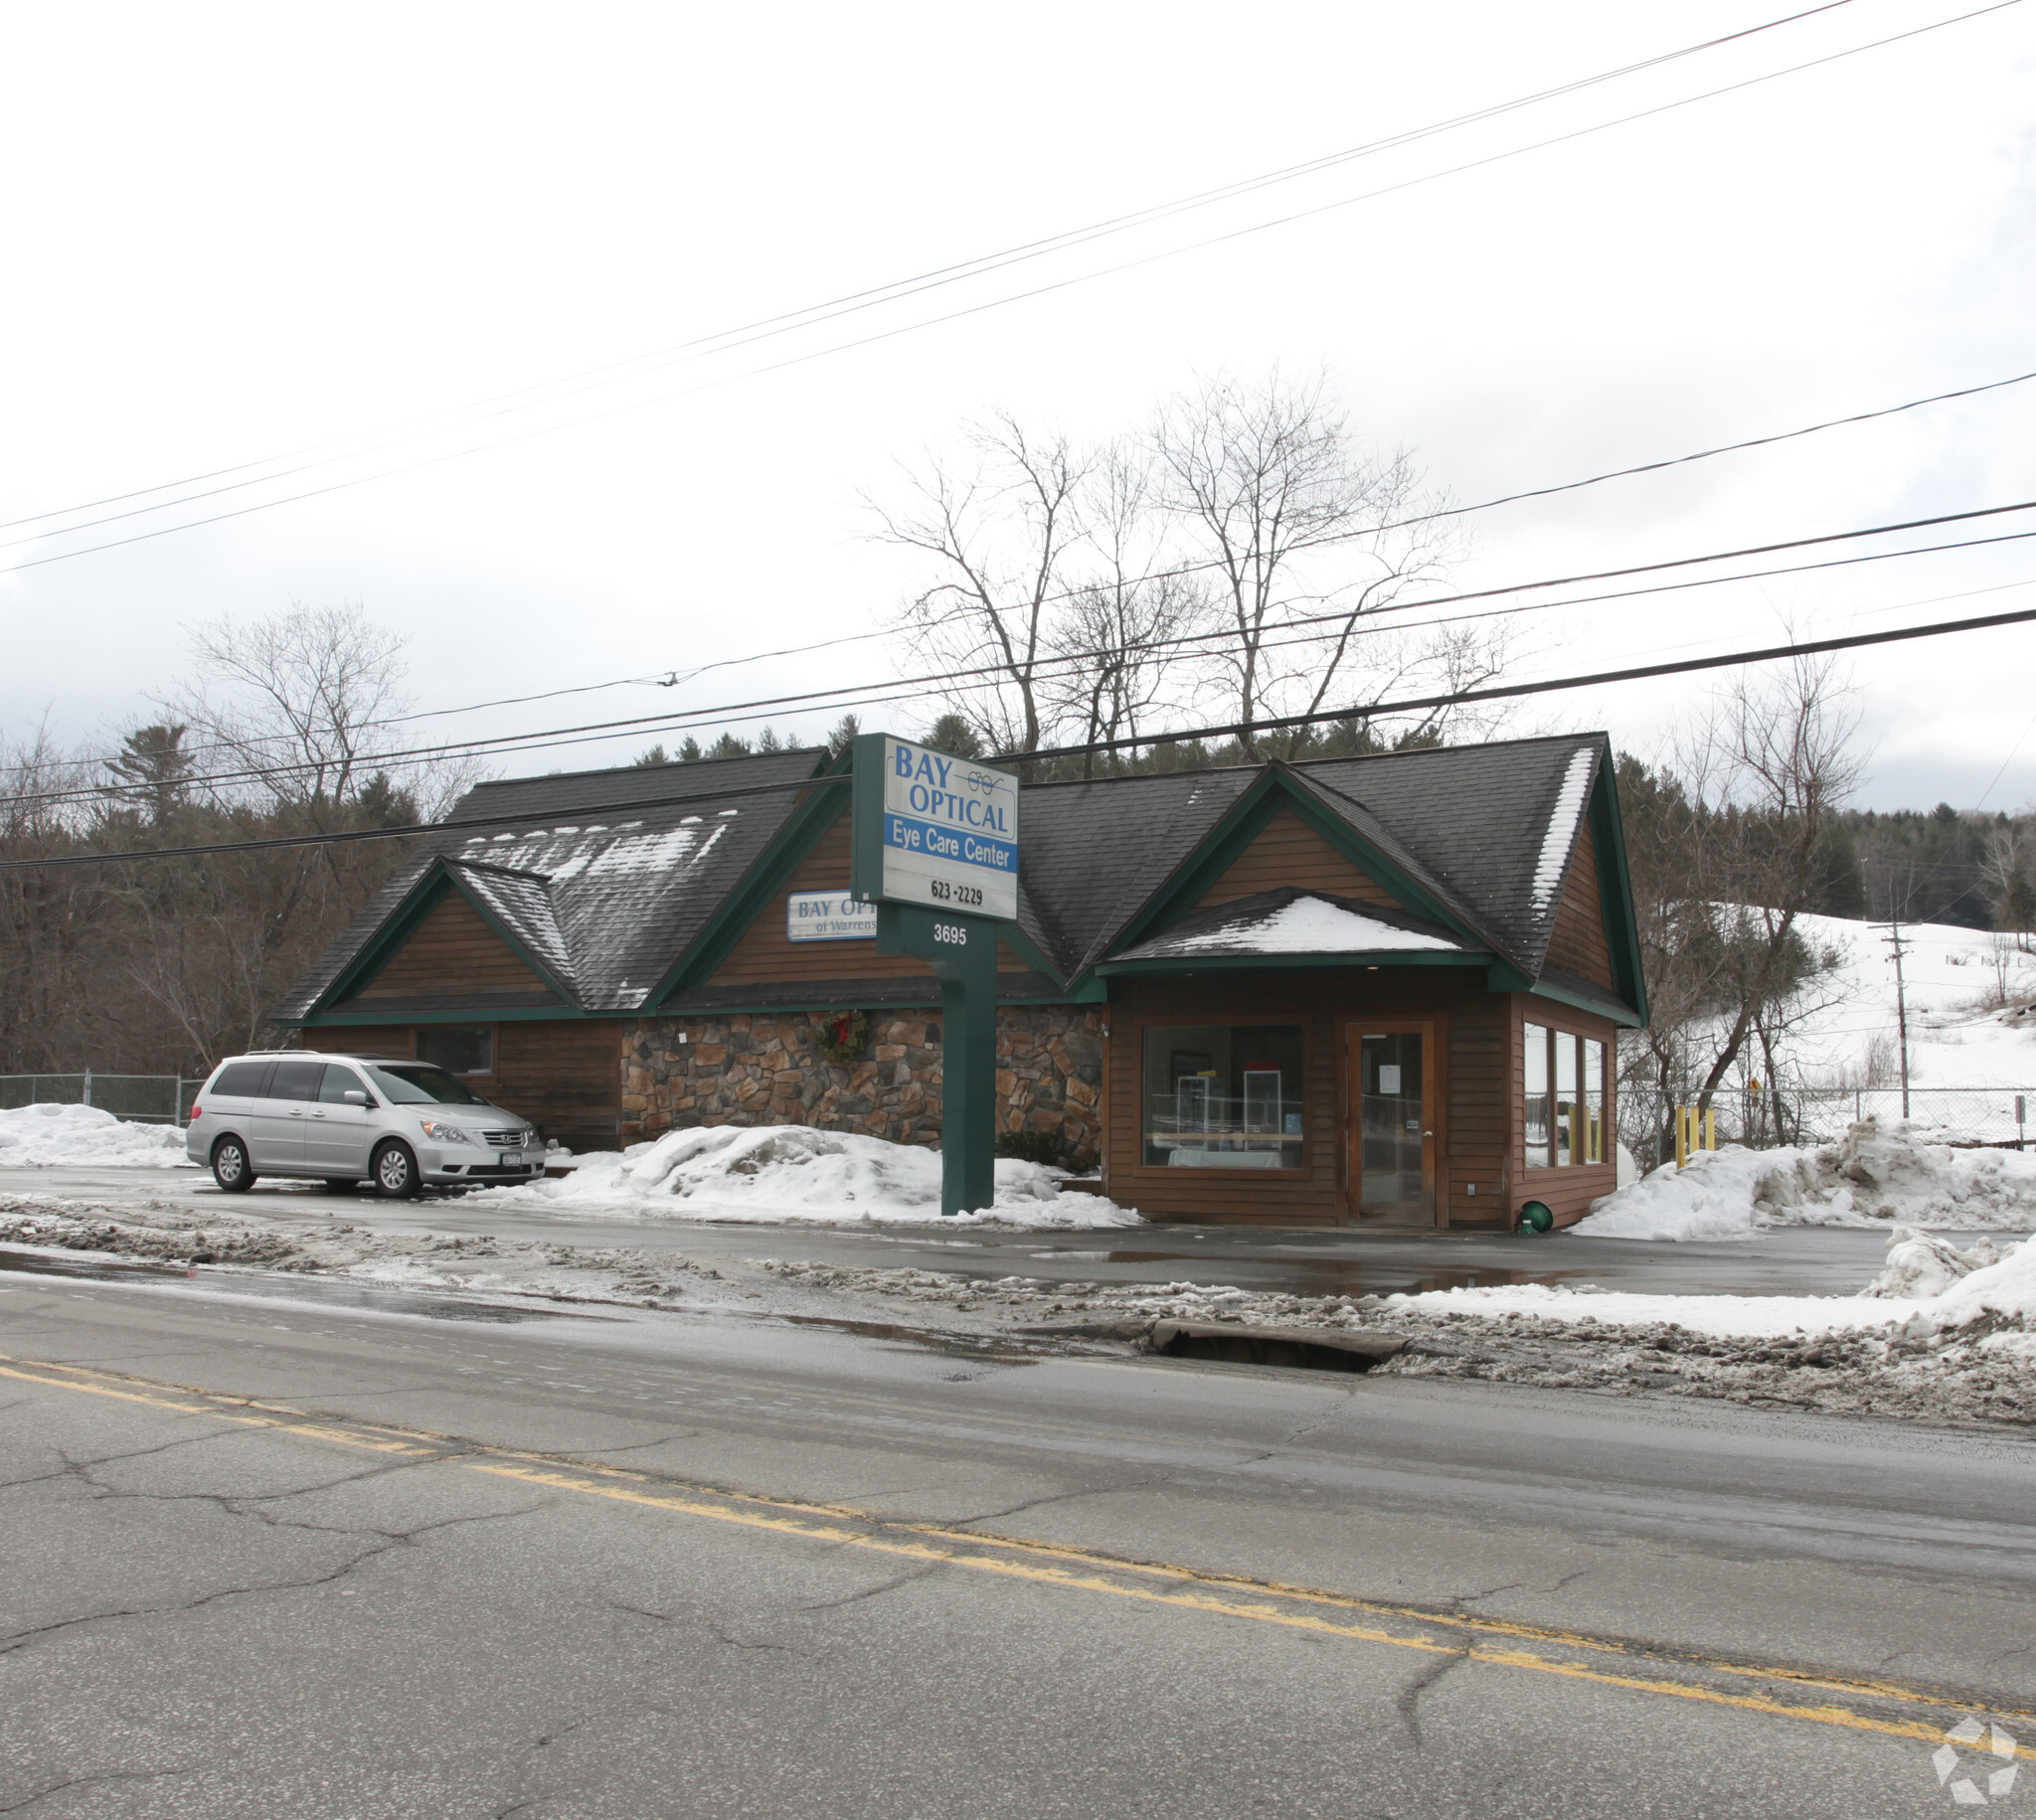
[1127,1013,1316,1178]
[1520,1015,1615,1173]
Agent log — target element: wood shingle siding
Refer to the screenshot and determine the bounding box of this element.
[1194,808,1402,912]
[708,814,1031,986]
[351,892,558,1001]
[1544,823,1615,990]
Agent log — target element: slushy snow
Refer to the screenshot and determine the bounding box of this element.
[473,1123,1142,1229]
[1570,1117,2036,1241]
[0,1103,189,1169]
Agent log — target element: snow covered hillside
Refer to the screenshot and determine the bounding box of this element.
[1783,910,2036,1089]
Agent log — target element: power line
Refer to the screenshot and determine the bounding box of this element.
[0,2,1864,547]
[33,501,2036,813]
[12,598,2035,872]
[7,2,2011,579]
[28,349,2036,790]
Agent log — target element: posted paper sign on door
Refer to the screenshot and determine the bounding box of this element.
[851,735,1021,922]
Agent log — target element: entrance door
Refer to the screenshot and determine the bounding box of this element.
[1350,1024,1439,1223]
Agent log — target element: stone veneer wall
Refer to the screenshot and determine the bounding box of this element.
[621,1008,1104,1163]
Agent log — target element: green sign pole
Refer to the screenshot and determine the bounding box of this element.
[876,903,998,1217]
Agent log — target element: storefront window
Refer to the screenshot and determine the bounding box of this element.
[1142,1024,1304,1168]
[1584,1039,1606,1164]
[1554,1028,1578,1166]
[1523,1023,1550,1167]
[1525,1024,1613,1168]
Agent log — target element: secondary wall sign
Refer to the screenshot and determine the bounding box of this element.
[785,892,878,941]
[849,734,1021,922]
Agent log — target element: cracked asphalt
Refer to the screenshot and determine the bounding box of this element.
[3,1262,2035,1817]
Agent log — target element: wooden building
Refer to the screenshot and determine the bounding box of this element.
[273,734,1646,1228]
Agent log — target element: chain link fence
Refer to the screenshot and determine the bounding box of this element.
[1624,1082,2034,1168]
[0,1074,202,1126]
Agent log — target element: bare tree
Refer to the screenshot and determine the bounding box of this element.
[869,416,1092,755]
[1041,444,1208,772]
[1147,368,1463,757]
[1980,822,2036,951]
[1619,657,1867,1157]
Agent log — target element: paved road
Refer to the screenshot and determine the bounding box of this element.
[2,1257,2031,1816]
[0,1164,1920,1298]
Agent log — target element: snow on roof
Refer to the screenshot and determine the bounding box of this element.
[1531,745,1597,912]
[1116,891,1467,962]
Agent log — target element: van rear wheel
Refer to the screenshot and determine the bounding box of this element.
[371,1141,421,1199]
[211,1137,255,1194]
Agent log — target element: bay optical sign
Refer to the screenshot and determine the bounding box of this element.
[785,892,877,941]
[851,735,1021,922]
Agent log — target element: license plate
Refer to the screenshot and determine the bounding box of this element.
[499,1152,518,1168]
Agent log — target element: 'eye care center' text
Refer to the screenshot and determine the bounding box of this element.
[883,813,1017,873]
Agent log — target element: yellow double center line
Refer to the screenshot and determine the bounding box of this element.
[3,1351,2029,1755]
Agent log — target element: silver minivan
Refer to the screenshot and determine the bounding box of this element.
[186,1052,542,1198]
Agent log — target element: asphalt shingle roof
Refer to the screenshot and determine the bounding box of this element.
[276,732,1622,1021]
[274,749,828,1020]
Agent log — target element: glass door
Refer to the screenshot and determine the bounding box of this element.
[1352,1026,1437,1222]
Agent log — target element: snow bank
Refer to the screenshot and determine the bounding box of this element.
[1877,1231,2036,1332]
[1392,1225,2036,1342]
[1570,1118,2036,1241]
[471,1123,1143,1229]
[0,1103,190,1169]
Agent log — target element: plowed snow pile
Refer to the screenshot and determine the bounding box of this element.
[0,1103,189,1168]
[473,1123,1142,1229]
[1570,1117,2036,1241]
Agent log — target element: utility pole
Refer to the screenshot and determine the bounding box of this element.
[1884,914,1911,1120]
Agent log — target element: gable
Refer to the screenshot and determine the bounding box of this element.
[705,811,1030,988]
[1195,807,1403,914]
[1542,820,1614,989]
[342,890,560,1004]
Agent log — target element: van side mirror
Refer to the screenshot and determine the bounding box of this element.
[343,1089,370,1106]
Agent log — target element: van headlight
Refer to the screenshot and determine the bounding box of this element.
[419,1119,479,1145]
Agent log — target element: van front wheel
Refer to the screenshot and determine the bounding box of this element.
[372,1141,422,1199]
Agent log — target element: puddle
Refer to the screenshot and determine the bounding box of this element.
[0,1245,615,1325]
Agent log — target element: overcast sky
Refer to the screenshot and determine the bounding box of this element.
[3,0,2032,810]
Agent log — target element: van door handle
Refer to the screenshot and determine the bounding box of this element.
[289,1108,304,1118]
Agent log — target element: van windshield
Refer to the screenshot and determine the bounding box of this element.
[364,1064,489,1106]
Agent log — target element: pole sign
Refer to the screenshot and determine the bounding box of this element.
[850,733,1021,1217]
[850,734,1020,921]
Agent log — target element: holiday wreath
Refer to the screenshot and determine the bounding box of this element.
[813,1010,868,1066]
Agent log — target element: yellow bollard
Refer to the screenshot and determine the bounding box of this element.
[1703,1107,1717,1153]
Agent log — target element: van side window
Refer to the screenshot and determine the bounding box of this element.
[317,1065,371,1105]
[210,1061,273,1097]
[269,1058,327,1101]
